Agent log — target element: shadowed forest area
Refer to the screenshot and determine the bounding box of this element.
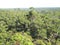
[0,7,60,45]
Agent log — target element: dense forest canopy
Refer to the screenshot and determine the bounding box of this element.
[0,7,60,45]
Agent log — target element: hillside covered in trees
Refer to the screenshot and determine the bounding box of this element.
[0,7,60,45]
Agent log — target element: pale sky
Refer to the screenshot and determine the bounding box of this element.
[0,0,60,8]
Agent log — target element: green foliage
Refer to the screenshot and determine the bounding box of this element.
[12,33,34,45]
[34,40,46,45]
[0,8,60,45]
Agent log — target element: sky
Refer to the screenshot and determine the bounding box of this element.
[0,0,60,8]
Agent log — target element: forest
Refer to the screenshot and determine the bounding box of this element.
[0,7,60,45]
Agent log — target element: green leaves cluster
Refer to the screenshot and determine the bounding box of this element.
[0,8,60,45]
